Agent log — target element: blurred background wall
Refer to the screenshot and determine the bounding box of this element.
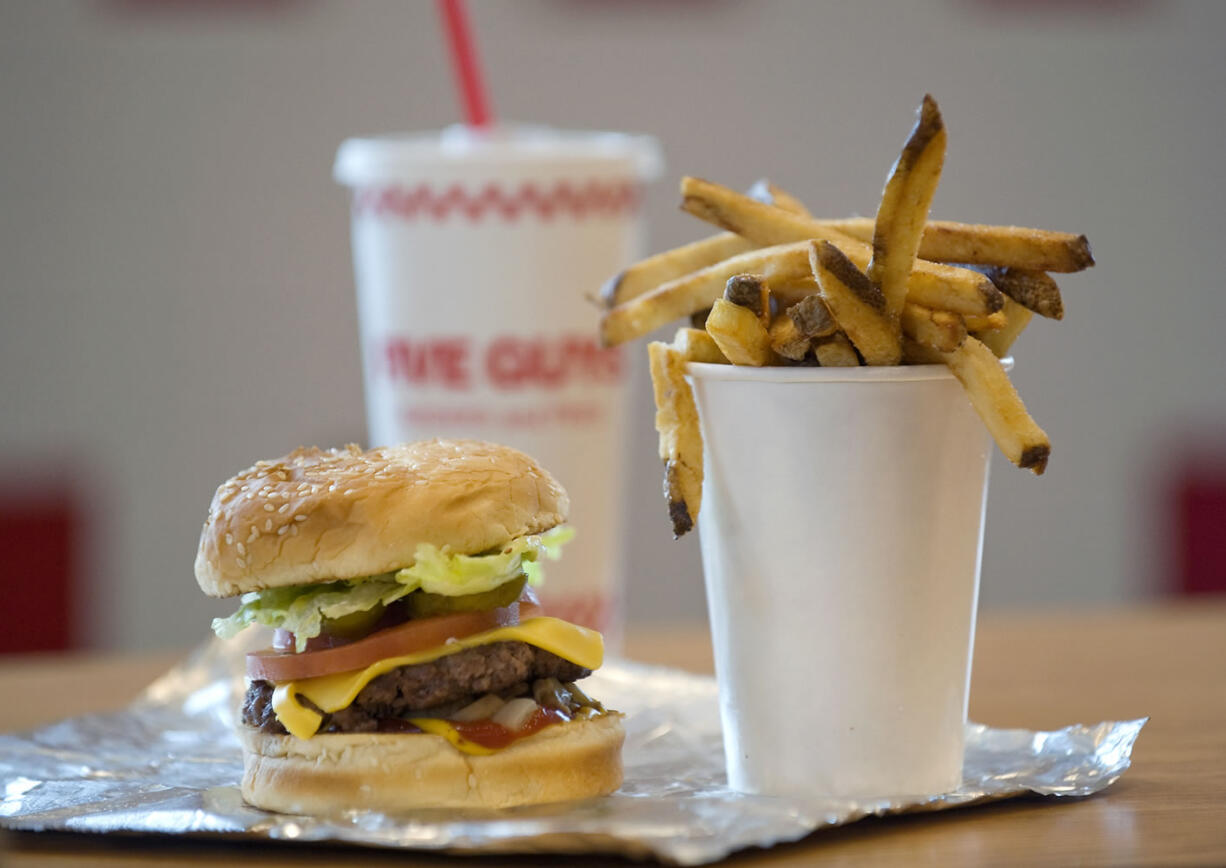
[2,0,1224,651]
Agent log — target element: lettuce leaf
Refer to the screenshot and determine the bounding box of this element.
[211,525,573,650]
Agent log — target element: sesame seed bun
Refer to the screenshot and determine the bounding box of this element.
[238,713,624,813]
[194,439,569,598]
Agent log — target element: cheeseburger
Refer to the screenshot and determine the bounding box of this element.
[195,439,622,812]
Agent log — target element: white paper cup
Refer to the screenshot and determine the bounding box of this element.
[334,126,661,639]
[687,361,997,800]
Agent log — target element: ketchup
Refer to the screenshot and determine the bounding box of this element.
[451,707,568,750]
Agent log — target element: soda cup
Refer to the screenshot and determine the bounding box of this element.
[687,361,994,800]
[334,125,661,641]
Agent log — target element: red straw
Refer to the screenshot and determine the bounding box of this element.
[437,0,494,128]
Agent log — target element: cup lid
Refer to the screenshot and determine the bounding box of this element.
[334,124,663,187]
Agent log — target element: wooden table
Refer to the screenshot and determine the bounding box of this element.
[2,601,1224,866]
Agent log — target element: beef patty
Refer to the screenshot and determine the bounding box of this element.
[242,640,591,734]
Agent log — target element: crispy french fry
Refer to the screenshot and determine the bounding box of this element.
[814,332,860,367]
[827,217,1094,273]
[971,265,1064,320]
[901,303,966,352]
[705,298,772,366]
[974,296,1034,357]
[647,342,704,537]
[901,336,945,366]
[672,326,728,364]
[868,94,947,325]
[787,294,838,339]
[680,176,1001,316]
[938,336,1050,473]
[747,178,812,216]
[599,232,757,308]
[723,273,771,327]
[810,241,901,366]
[779,274,1000,338]
[961,310,1007,331]
[771,276,819,307]
[599,241,812,346]
[768,316,811,361]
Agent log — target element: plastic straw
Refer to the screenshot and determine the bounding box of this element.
[437,0,493,128]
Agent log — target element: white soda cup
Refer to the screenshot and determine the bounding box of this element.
[687,361,995,800]
[334,126,661,639]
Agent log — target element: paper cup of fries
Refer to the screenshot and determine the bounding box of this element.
[689,360,997,799]
[599,95,1093,797]
[335,125,661,636]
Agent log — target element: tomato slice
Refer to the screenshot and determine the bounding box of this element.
[247,600,542,682]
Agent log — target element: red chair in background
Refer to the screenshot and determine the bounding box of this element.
[1171,453,1226,596]
[0,485,80,653]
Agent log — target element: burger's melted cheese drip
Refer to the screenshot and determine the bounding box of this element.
[270,616,603,741]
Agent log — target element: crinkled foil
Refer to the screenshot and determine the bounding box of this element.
[0,637,1145,865]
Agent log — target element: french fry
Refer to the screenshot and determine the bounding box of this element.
[779,281,961,343]
[938,336,1051,474]
[867,94,947,325]
[974,296,1034,357]
[599,241,812,346]
[810,241,901,366]
[705,298,772,366]
[672,326,728,364]
[599,232,757,308]
[961,310,1008,331]
[814,332,860,367]
[971,265,1065,320]
[680,176,1002,316]
[771,276,819,307]
[901,336,945,366]
[901,303,966,352]
[768,316,811,361]
[747,178,812,216]
[827,217,1094,273]
[723,273,771,327]
[647,342,704,537]
[787,294,838,339]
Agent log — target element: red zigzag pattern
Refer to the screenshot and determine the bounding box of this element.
[354,180,642,222]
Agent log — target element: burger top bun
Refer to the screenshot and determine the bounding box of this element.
[194,439,569,598]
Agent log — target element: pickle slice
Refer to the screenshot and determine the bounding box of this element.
[405,574,528,618]
[320,603,386,640]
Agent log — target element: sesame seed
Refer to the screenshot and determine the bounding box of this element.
[277,525,288,536]
[343,488,356,496]
[276,471,288,481]
[265,518,273,532]
[294,514,306,522]
[277,503,289,514]
[237,542,246,555]
[224,533,233,545]
[263,504,275,512]
[236,556,247,568]
[290,525,299,536]
[248,527,259,542]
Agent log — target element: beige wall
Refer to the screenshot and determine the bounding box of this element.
[2,0,1224,649]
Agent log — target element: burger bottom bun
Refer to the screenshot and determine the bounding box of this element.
[238,714,625,813]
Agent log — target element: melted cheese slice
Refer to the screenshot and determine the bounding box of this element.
[270,616,603,740]
[407,718,501,756]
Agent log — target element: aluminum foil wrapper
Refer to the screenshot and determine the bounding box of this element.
[0,637,1145,864]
